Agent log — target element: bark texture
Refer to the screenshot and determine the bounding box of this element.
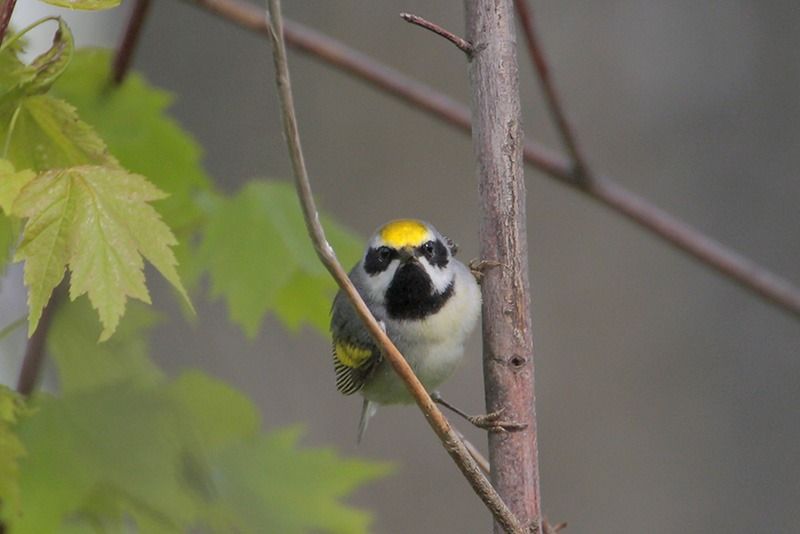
[464,0,542,531]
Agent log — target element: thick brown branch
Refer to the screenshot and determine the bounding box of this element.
[112,0,153,84]
[400,12,473,55]
[185,0,800,320]
[265,1,524,531]
[465,0,541,531]
[513,0,591,183]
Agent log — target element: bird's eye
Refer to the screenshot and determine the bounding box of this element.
[377,246,392,261]
[421,241,435,257]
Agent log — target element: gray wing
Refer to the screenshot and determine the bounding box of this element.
[329,275,383,395]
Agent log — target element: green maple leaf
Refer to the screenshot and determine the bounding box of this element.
[12,165,191,340]
[38,0,120,10]
[0,34,25,94]
[7,371,389,533]
[11,384,198,533]
[200,180,361,337]
[0,94,113,171]
[0,158,35,214]
[208,428,391,534]
[51,49,211,231]
[168,371,260,452]
[0,213,14,273]
[0,18,103,172]
[0,16,73,97]
[0,159,27,271]
[0,385,27,520]
[47,298,164,393]
[18,17,73,95]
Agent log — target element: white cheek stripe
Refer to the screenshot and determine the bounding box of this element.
[419,258,454,294]
[365,260,399,303]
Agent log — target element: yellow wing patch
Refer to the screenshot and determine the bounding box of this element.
[333,341,377,395]
[334,342,373,368]
[379,219,430,248]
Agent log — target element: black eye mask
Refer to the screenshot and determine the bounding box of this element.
[425,239,450,268]
[363,246,398,275]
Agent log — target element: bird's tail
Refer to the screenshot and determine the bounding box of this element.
[357,399,378,444]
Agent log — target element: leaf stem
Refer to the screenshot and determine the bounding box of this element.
[0,15,60,54]
[2,103,21,158]
[264,1,525,531]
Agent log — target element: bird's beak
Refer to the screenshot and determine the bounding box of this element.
[398,246,415,262]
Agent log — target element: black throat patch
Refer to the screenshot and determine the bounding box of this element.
[385,262,455,320]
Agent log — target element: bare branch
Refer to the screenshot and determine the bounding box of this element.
[112,0,153,84]
[400,12,473,55]
[186,0,800,320]
[513,0,590,183]
[264,1,525,531]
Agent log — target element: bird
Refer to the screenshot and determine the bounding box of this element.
[330,219,482,442]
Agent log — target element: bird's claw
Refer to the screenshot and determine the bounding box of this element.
[469,259,503,283]
[468,408,527,433]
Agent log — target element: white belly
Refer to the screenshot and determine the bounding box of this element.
[362,266,481,404]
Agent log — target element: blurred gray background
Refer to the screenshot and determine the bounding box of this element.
[3,1,800,533]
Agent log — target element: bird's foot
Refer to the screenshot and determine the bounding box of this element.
[431,392,526,433]
[467,408,528,433]
[469,258,503,283]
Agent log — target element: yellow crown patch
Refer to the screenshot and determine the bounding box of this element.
[379,219,430,248]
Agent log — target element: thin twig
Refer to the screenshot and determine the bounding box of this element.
[264,1,525,532]
[185,0,800,320]
[0,0,18,45]
[454,426,490,475]
[112,0,152,84]
[400,12,473,55]
[513,0,590,183]
[16,287,62,396]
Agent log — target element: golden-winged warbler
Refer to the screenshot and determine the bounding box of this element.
[330,219,481,442]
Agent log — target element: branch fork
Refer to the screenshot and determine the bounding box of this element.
[187,0,800,320]
[265,1,525,531]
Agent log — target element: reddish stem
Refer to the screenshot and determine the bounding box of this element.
[16,289,61,396]
[0,0,18,45]
[112,0,153,84]
[514,0,591,183]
